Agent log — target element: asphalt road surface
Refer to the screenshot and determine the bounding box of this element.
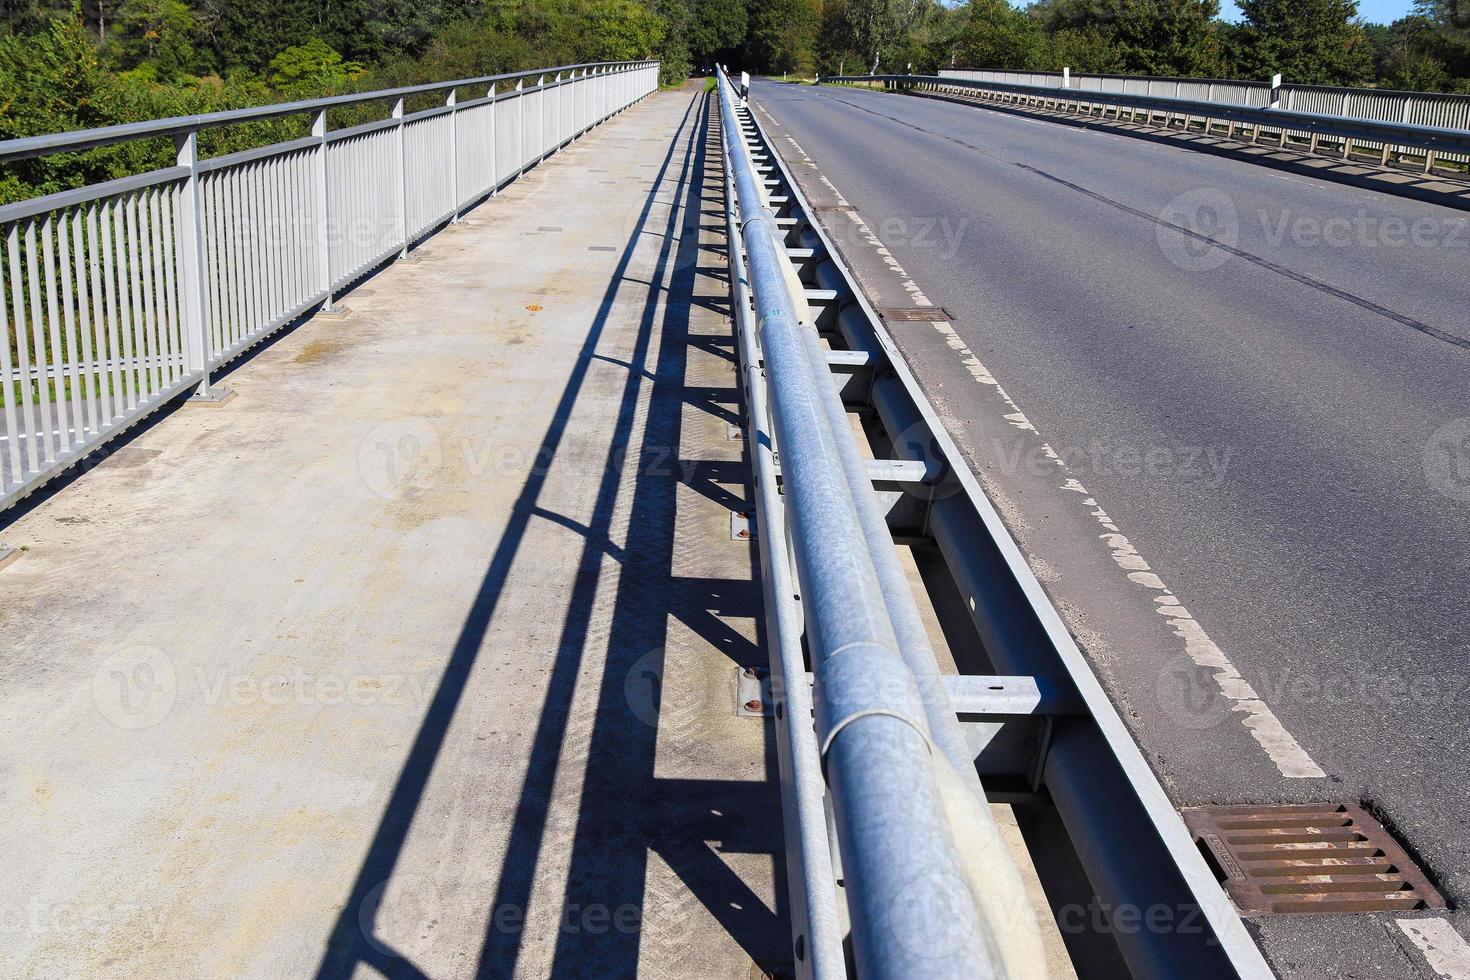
[753,78,1470,978]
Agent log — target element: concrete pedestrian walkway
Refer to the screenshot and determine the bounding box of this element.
[0,84,785,978]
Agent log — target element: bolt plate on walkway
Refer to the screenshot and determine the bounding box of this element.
[1184,803,1446,915]
[736,667,771,717]
[876,307,953,322]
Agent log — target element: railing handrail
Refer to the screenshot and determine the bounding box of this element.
[0,60,656,163]
[824,73,1470,155]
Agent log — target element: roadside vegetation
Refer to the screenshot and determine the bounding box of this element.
[810,0,1470,92]
[2,0,1468,203]
[0,0,680,203]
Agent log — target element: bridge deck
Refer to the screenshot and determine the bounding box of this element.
[0,86,786,978]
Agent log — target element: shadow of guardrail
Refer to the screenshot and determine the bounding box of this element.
[311,86,787,980]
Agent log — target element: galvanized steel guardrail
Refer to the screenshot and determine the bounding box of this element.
[724,68,1276,978]
[0,59,658,508]
[825,73,1470,170]
[717,66,1045,980]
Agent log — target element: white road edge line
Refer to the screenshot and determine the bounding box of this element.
[1399,919,1470,980]
[758,97,1326,780]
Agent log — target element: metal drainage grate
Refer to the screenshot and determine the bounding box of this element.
[877,307,953,322]
[1184,804,1446,915]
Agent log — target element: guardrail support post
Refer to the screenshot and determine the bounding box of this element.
[447,89,461,222]
[174,130,221,400]
[393,97,408,259]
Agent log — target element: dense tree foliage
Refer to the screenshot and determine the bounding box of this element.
[1226,0,1373,84]
[3,0,1470,205]
[813,0,1470,92]
[0,0,680,203]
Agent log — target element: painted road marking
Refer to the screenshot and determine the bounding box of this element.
[1400,919,1470,980]
[759,97,1326,780]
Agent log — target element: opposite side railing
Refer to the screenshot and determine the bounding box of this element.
[823,73,1470,171]
[941,66,1470,166]
[0,60,660,509]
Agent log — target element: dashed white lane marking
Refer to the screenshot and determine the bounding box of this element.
[762,99,1326,780]
[1400,919,1470,979]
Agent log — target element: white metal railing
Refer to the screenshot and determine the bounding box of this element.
[0,60,659,508]
[940,67,1470,165]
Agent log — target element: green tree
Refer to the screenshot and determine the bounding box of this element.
[833,0,929,73]
[1407,0,1470,87]
[652,0,692,81]
[947,0,1046,70]
[1049,25,1127,73]
[816,0,862,73]
[0,15,105,200]
[747,0,818,73]
[211,0,315,74]
[1231,0,1374,85]
[114,0,196,80]
[2,0,69,36]
[267,37,361,92]
[1032,0,1221,75]
[688,0,745,68]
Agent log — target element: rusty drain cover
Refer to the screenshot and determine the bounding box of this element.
[1184,804,1446,915]
[877,307,953,322]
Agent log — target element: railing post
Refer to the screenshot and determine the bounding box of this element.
[447,89,461,222]
[311,108,344,316]
[488,83,498,196]
[174,129,222,400]
[517,79,525,176]
[393,97,408,259]
[538,76,548,163]
[1392,96,1412,165]
[569,70,579,139]
[553,72,562,153]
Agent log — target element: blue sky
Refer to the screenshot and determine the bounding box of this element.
[1219,0,1417,24]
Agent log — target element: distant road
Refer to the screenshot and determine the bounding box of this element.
[754,78,1470,977]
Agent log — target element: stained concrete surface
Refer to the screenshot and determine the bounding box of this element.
[0,86,786,978]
